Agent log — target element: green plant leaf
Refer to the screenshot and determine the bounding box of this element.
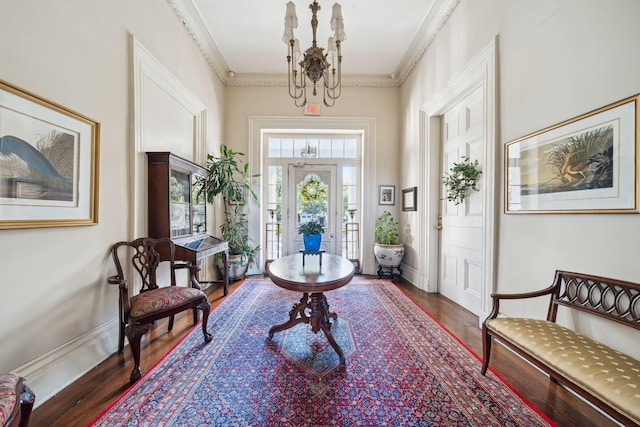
[442,157,481,205]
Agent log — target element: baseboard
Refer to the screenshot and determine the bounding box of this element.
[401,263,419,287]
[14,319,119,408]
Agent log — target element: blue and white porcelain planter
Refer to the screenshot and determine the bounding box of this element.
[373,243,405,267]
[374,243,405,278]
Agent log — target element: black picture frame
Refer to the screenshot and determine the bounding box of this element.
[402,187,417,211]
[378,185,395,205]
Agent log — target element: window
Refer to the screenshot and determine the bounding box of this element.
[268,136,358,159]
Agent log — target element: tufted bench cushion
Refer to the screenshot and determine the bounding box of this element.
[486,317,640,425]
[129,286,205,319]
[0,373,19,426]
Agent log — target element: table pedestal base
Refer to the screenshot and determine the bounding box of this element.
[268,292,345,364]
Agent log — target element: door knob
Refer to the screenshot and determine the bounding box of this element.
[436,223,443,231]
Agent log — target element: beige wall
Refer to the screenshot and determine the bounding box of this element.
[2,0,639,407]
[225,85,401,274]
[400,0,640,358]
[0,0,225,404]
[225,85,400,188]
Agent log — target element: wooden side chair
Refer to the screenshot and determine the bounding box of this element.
[108,237,213,382]
[0,374,34,427]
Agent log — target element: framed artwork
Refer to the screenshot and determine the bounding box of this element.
[0,79,100,229]
[402,187,417,211]
[505,94,639,214]
[378,185,395,205]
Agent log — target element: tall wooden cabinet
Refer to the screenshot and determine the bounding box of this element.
[146,152,229,294]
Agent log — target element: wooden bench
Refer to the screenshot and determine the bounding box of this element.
[481,270,640,426]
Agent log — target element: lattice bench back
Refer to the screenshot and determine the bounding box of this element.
[548,270,640,330]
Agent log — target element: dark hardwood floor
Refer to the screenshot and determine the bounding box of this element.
[31,275,617,427]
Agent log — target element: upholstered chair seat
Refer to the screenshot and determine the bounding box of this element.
[129,286,205,320]
[0,373,34,427]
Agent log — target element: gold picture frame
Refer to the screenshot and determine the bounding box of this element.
[505,94,639,214]
[0,79,100,229]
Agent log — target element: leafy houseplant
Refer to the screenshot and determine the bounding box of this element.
[442,157,482,205]
[374,211,400,245]
[219,206,259,268]
[297,221,325,236]
[298,221,324,251]
[206,144,260,280]
[373,211,405,278]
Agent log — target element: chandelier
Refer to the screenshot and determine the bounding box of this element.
[283,1,346,107]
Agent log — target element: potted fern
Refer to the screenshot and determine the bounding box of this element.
[373,211,405,278]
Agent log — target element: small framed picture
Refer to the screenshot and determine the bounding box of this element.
[379,185,395,205]
[402,187,417,211]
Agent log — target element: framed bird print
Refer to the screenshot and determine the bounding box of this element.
[505,94,639,214]
[0,79,100,229]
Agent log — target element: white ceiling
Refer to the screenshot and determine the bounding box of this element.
[168,0,460,86]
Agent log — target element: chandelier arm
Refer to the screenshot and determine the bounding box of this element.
[288,75,306,101]
[289,75,307,105]
[287,42,307,101]
[323,66,342,102]
[323,41,342,91]
[287,55,301,99]
[323,91,335,107]
[295,89,308,107]
[295,63,307,91]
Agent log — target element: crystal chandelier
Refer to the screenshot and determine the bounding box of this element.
[283,1,346,107]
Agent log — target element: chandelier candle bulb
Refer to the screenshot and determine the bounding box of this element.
[284,2,298,31]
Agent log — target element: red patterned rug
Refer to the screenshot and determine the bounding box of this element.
[91,278,554,426]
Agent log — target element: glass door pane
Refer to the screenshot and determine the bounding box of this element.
[288,165,337,254]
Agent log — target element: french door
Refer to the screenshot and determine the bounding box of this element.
[286,164,338,254]
[261,133,362,269]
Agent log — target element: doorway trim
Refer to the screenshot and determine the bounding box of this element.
[419,37,497,321]
[248,116,376,274]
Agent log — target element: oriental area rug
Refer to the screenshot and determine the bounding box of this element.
[91,278,554,426]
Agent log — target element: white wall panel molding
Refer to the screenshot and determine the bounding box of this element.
[131,35,207,238]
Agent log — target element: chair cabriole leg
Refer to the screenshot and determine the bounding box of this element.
[481,324,491,375]
[125,321,151,383]
[199,299,213,343]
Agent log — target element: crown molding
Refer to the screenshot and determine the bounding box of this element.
[225,73,400,88]
[168,0,460,88]
[394,0,461,84]
[167,0,229,83]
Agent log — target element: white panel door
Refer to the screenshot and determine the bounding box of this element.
[438,86,484,315]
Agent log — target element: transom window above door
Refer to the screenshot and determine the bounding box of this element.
[268,137,359,159]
